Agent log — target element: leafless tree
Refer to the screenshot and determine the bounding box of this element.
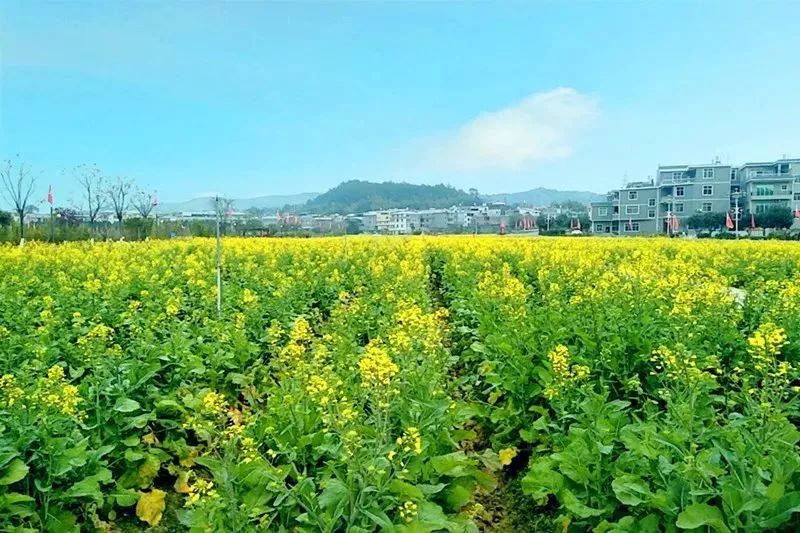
[73,164,105,232]
[211,196,234,218]
[0,156,37,241]
[133,188,157,219]
[106,176,133,226]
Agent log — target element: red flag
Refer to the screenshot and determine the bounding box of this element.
[795,208,800,219]
[576,218,581,230]
[226,206,233,218]
[750,213,756,229]
[671,215,680,231]
[725,212,734,230]
[47,185,54,205]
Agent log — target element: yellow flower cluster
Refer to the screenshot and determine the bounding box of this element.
[76,323,114,346]
[358,343,399,389]
[185,477,219,507]
[650,344,715,386]
[0,374,24,407]
[544,345,590,400]
[396,426,422,455]
[200,391,228,417]
[33,365,84,418]
[747,322,788,371]
[476,263,528,320]
[241,287,258,306]
[398,500,418,523]
[306,375,333,405]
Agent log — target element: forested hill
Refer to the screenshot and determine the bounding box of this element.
[301,180,475,213]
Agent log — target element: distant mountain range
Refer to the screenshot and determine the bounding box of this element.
[156,193,318,214]
[483,187,605,205]
[155,183,604,214]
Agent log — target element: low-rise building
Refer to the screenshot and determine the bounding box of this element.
[592,156,800,235]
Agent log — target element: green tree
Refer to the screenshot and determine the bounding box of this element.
[753,206,793,229]
[687,212,727,231]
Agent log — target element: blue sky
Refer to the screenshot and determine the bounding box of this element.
[2,1,800,205]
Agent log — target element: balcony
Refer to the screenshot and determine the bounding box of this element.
[743,172,793,182]
[658,177,693,186]
[749,192,794,200]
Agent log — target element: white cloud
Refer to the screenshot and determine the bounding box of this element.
[421,87,598,172]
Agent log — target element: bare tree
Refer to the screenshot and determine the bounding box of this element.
[73,164,105,232]
[132,188,156,219]
[106,176,133,226]
[0,156,37,241]
[210,196,234,218]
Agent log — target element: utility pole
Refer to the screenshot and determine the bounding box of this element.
[732,192,741,239]
[215,195,222,319]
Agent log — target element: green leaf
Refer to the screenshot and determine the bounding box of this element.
[361,507,396,532]
[431,451,474,477]
[417,483,446,495]
[46,508,79,532]
[0,492,35,518]
[114,398,141,413]
[443,480,474,511]
[122,436,140,447]
[417,501,456,530]
[521,460,564,502]
[612,474,651,506]
[676,503,731,532]
[0,459,29,485]
[61,469,113,502]
[318,478,349,511]
[766,481,785,502]
[760,491,800,529]
[389,479,424,500]
[124,449,145,462]
[0,450,19,469]
[561,488,606,519]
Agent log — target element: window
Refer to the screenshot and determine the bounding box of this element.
[794,193,800,201]
[648,209,656,218]
[625,222,640,232]
[625,205,639,215]
[755,185,774,196]
[648,198,656,207]
[675,186,685,197]
[628,191,638,200]
[702,202,712,212]
[731,168,737,181]
[598,207,608,216]
[675,203,685,213]
[595,223,603,232]
[703,168,714,179]
[672,172,683,180]
[613,206,619,214]
[781,184,789,191]
[702,185,713,196]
